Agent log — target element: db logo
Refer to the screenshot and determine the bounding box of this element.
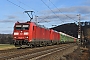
[20,33,23,35]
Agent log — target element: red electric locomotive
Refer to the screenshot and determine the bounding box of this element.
[50,29,60,44]
[13,21,60,47]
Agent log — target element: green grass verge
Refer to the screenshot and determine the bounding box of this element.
[0,44,15,50]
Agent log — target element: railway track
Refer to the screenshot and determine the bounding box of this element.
[0,43,76,60]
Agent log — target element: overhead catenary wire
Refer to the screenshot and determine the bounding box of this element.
[41,0,64,23]
[7,0,26,10]
[7,0,63,25]
[7,0,50,24]
[16,0,52,23]
[49,0,78,23]
[16,0,38,12]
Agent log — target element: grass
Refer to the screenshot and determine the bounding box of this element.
[0,44,16,50]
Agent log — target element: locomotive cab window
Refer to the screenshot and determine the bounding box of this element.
[15,25,22,30]
[15,24,29,30]
[22,25,29,30]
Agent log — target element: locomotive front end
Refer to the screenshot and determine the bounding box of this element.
[13,22,30,47]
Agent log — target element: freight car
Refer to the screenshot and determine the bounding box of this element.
[59,32,77,43]
[13,21,77,48]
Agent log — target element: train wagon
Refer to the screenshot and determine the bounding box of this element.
[59,32,76,43]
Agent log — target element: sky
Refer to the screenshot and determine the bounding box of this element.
[0,0,90,34]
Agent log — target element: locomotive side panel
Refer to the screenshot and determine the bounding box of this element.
[47,29,50,40]
[35,26,40,40]
[32,26,36,40]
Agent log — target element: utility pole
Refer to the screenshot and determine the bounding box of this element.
[35,15,38,23]
[77,14,82,45]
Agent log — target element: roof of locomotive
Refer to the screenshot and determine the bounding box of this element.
[15,21,49,29]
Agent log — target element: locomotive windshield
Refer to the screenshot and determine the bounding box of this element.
[15,24,29,30]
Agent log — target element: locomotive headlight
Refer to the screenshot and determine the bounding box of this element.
[26,37,28,38]
[24,32,28,35]
[14,32,19,35]
[14,37,16,38]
